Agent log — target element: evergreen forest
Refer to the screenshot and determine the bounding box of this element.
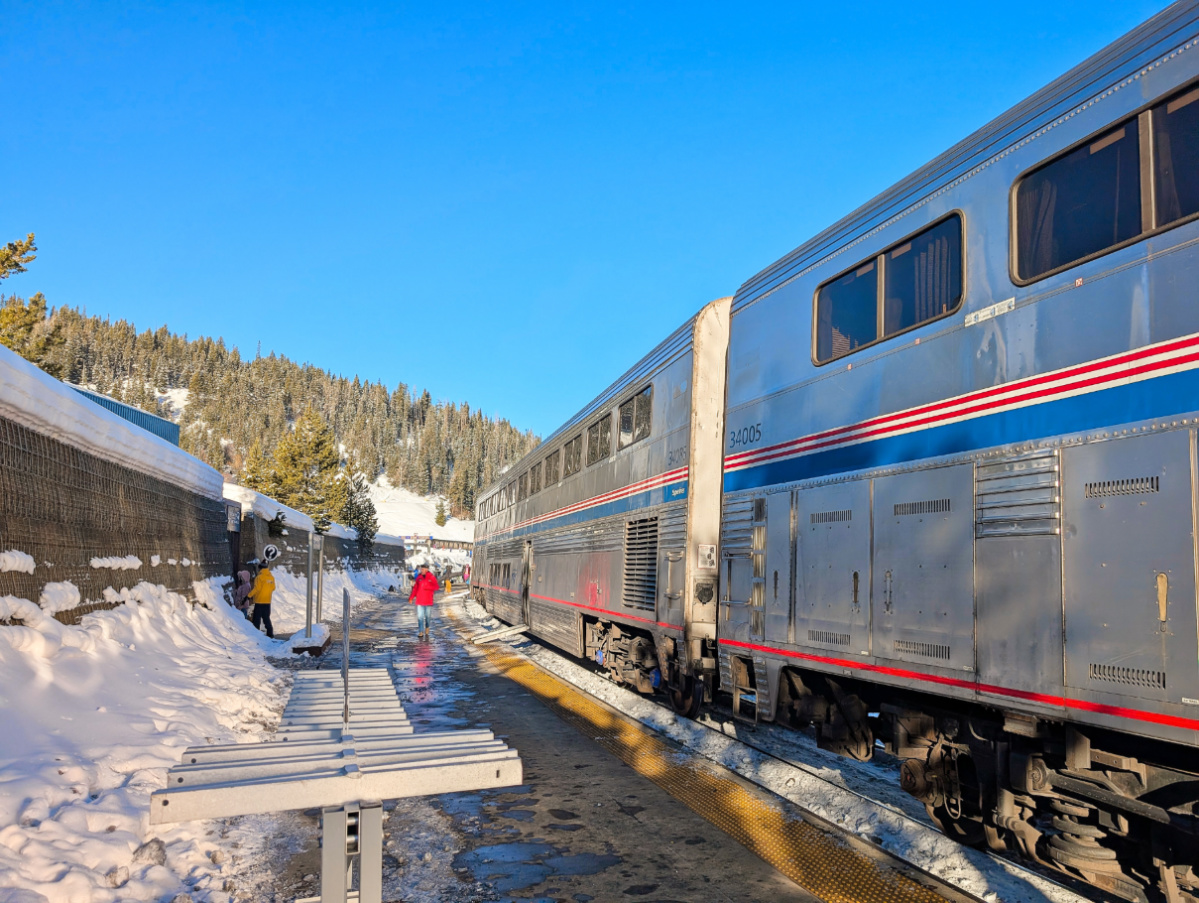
[1,286,539,520]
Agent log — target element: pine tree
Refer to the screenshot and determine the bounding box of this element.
[242,440,275,494]
[272,407,342,531]
[339,470,379,549]
[435,499,447,528]
[0,293,64,376]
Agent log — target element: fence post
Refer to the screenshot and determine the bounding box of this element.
[305,532,315,639]
[315,534,325,623]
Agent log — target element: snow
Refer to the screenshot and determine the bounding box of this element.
[0,551,36,574]
[459,599,1087,903]
[38,582,82,615]
[149,556,161,568]
[89,556,142,571]
[155,388,190,422]
[0,578,287,902]
[0,347,223,501]
[265,565,408,633]
[368,478,474,543]
[221,484,314,534]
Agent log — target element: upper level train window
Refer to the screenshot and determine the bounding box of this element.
[1153,86,1199,227]
[563,433,583,477]
[618,385,653,449]
[587,413,612,466]
[815,214,963,364]
[1015,122,1141,282]
[529,462,542,495]
[884,217,962,335]
[544,449,560,485]
[517,472,529,502]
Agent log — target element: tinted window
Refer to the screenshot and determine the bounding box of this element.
[563,434,583,477]
[544,449,560,484]
[587,414,612,466]
[884,216,962,335]
[1154,86,1199,227]
[517,473,528,501]
[1016,121,1141,281]
[530,462,542,495]
[618,386,653,449]
[816,261,877,363]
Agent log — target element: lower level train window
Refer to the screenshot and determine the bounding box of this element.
[1154,86,1199,227]
[1015,122,1141,282]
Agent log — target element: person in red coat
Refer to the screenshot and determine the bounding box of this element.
[409,563,439,638]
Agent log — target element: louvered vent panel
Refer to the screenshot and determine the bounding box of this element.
[658,502,688,550]
[808,629,851,646]
[622,517,659,612]
[1088,662,1166,689]
[1084,476,1160,498]
[894,499,950,516]
[976,448,1061,538]
[810,509,852,525]
[721,496,756,552]
[534,520,623,555]
[895,639,951,660]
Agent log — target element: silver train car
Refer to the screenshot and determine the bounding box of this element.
[474,5,1199,899]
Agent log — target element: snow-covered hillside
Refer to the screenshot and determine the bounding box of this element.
[368,479,475,543]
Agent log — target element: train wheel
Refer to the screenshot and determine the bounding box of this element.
[670,675,703,718]
[925,803,987,847]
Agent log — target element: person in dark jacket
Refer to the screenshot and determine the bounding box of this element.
[408,563,439,638]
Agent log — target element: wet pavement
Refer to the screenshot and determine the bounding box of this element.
[264,591,815,903]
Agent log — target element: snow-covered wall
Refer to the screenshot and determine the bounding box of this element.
[0,346,223,500]
[0,348,234,621]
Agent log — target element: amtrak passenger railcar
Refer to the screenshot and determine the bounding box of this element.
[474,5,1199,900]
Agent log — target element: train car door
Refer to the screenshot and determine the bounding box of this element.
[519,541,532,626]
[797,480,870,656]
[765,491,794,644]
[1062,431,1199,704]
[872,464,975,671]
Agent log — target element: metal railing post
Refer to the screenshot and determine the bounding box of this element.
[315,534,325,622]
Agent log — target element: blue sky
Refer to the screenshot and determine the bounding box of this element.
[1,1,1170,437]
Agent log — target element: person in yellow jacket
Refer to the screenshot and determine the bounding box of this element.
[248,560,275,638]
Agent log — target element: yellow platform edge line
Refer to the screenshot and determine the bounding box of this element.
[451,610,950,903]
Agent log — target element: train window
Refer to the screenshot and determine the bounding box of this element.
[1153,86,1199,228]
[1015,120,1141,282]
[563,434,583,477]
[544,449,560,485]
[618,385,653,449]
[587,413,612,466]
[530,462,542,495]
[517,472,528,502]
[815,261,878,363]
[884,216,962,336]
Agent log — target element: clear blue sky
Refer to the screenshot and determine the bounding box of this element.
[1,1,1170,437]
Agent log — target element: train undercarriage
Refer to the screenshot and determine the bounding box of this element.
[762,665,1199,903]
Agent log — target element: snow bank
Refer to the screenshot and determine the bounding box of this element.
[221,484,314,533]
[368,479,474,543]
[0,578,288,902]
[0,346,223,501]
[0,550,36,574]
[266,565,407,633]
[38,581,82,615]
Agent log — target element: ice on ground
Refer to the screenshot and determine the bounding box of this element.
[89,556,142,571]
[0,551,36,574]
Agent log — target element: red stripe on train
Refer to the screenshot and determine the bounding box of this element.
[720,638,1199,732]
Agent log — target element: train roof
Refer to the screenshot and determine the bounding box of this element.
[484,311,700,498]
[731,1,1199,314]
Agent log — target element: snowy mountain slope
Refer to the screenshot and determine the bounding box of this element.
[368,479,474,543]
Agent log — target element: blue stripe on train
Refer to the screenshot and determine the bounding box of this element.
[723,366,1199,494]
[489,479,689,541]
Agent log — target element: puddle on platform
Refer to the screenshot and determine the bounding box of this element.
[454,842,622,894]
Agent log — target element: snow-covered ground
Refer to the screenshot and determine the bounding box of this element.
[459,599,1087,903]
[368,479,473,544]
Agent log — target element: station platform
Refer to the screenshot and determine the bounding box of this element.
[259,593,965,903]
